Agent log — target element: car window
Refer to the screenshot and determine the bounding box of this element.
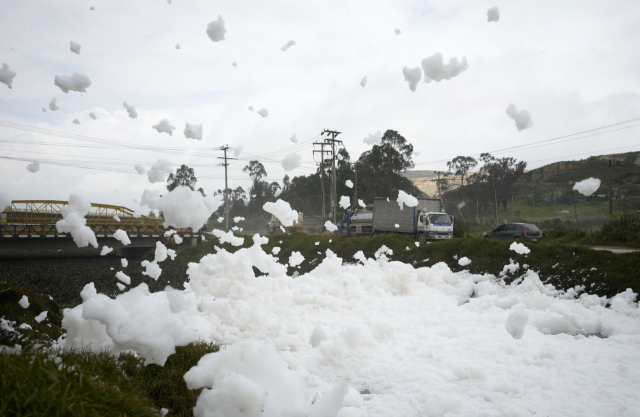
[429,214,452,224]
[524,224,540,232]
[495,224,506,232]
[506,224,517,231]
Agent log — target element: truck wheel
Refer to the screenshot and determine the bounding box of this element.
[418,233,426,244]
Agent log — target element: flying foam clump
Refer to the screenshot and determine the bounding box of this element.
[339,195,351,209]
[324,221,338,232]
[113,229,131,246]
[233,146,243,157]
[0,63,17,89]
[573,177,601,197]
[281,40,297,51]
[290,134,297,143]
[345,180,353,188]
[363,131,382,145]
[123,102,138,118]
[397,190,418,210]
[257,108,269,118]
[281,153,302,171]
[157,186,223,230]
[147,160,173,183]
[55,194,98,248]
[72,119,80,125]
[487,6,500,22]
[89,112,97,120]
[26,160,40,173]
[421,53,468,83]
[184,123,203,140]
[505,104,533,131]
[402,66,421,92]
[134,164,145,175]
[152,119,176,136]
[212,229,244,246]
[206,15,226,42]
[358,199,366,208]
[54,73,92,93]
[70,41,82,54]
[263,199,298,227]
[49,98,59,111]
[360,75,367,88]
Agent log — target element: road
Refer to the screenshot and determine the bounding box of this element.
[589,246,640,254]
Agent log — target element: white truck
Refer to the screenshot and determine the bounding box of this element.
[371,197,453,243]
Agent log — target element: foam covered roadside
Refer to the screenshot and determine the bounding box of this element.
[58,233,640,416]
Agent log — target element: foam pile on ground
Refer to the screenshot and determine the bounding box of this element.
[184,123,203,140]
[487,6,500,22]
[206,15,226,42]
[152,119,176,135]
[421,53,468,83]
[458,256,471,266]
[573,177,601,196]
[339,195,351,209]
[263,199,298,226]
[123,101,138,118]
[506,103,533,131]
[147,159,173,183]
[116,271,131,285]
[156,186,222,230]
[35,311,48,323]
[0,63,17,88]
[55,194,98,248]
[397,190,418,210]
[510,241,531,254]
[212,229,244,246]
[54,73,92,93]
[60,239,640,415]
[281,153,302,171]
[18,295,29,309]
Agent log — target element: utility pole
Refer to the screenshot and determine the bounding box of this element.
[217,145,236,230]
[572,190,578,222]
[476,196,479,222]
[608,159,613,221]
[494,180,499,226]
[321,129,342,223]
[532,185,536,222]
[511,194,514,219]
[353,162,358,206]
[313,142,329,221]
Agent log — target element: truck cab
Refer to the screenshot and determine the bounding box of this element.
[416,212,453,243]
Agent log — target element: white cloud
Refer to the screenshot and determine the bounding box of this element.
[421,53,468,83]
[487,7,500,22]
[123,101,138,118]
[290,134,297,143]
[206,15,226,42]
[360,75,367,88]
[26,160,40,173]
[0,63,17,89]
[134,164,146,175]
[257,108,269,118]
[505,104,533,131]
[70,41,82,54]
[184,123,203,140]
[54,73,92,93]
[402,66,421,92]
[363,131,382,145]
[49,98,59,111]
[233,145,243,157]
[147,159,173,183]
[152,119,176,136]
[281,40,297,51]
[72,119,80,124]
[281,153,302,171]
[89,112,97,120]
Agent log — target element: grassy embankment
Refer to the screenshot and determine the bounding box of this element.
[2,232,640,416]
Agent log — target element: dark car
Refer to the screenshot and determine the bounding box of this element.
[482,223,542,243]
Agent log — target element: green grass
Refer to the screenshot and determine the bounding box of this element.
[1,341,219,417]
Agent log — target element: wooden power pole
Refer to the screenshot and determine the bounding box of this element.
[321,130,342,223]
[217,145,236,230]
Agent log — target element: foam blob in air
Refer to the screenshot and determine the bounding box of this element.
[152,119,176,136]
[157,186,223,230]
[402,66,421,92]
[49,98,59,111]
[72,119,80,125]
[89,112,97,120]
[206,15,226,42]
[134,164,145,175]
[114,229,131,246]
[0,63,17,89]
[263,199,298,227]
[147,160,173,183]
[360,75,367,88]
[345,180,353,188]
[257,108,269,118]
[290,134,298,143]
[421,53,468,83]
[55,194,98,248]
[281,153,302,172]
[363,131,382,145]
[26,160,40,173]
[123,102,138,118]
[505,104,533,131]
[487,7,500,22]
[573,177,601,197]
[184,123,203,140]
[70,41,82,54]
[281,40,297,51]
[54,73,92,93]
[234,146,243,157]
[397,190,418,210]
[339,195,351,209]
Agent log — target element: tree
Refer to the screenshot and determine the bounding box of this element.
[167,164,197,192]
[447,156,478,189]
[242,161,281,217]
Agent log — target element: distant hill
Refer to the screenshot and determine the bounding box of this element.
[401,170,473,197]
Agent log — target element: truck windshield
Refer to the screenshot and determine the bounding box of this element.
[429,214,451,224]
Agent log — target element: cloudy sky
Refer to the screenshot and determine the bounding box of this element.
[1,0,639,212]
